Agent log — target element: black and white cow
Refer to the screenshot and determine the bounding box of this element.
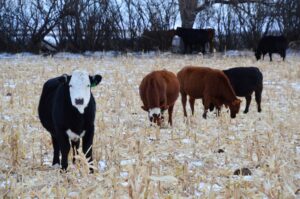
[38,70,102,171]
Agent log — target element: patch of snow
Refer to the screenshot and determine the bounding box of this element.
[120,172,128,178]
[243,176,253,181]
[2,115,12,121]
[98,160,107,172]
[291,82,300,91]
[53,52,84,59]
[198,182,222,192]
[120,159,136,166]
[294,173,300,179]
[4,81,16,88]
[0,180,10,188]
[189,160,203,169]
[181,138,192,144]
[68,192,79,197]
[224,50,253,57]
[120,182,129,187]
[296,146,300,154]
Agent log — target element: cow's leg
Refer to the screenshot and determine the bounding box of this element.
[58,134,71,171]
[255,85,262,112]
[189,97,195,115]
[181,91,188,117]
[82,125,95,173]
[202,97,210,119]
[202,43,206,54]
[244,95,252,114]
[269,52,272,61]
[51,135,60,166]
[71,140,80,164]
[167,104,174,126]
[282,50,286,61]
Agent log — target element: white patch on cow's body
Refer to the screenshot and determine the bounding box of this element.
[66,129,86,141]
[149,107,161,118]
[69,70,91,114]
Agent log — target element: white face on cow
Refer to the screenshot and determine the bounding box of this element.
[69,70,91,114]
[149,107,161,118]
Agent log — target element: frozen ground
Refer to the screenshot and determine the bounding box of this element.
[0,52,299,198]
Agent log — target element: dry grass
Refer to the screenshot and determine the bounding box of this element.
[0,52,299,198]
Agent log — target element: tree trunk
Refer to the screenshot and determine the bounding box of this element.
[178,0,198,28]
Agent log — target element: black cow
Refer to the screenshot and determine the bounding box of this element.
[255,35,288,61]
[222,67,263,114]
[38,70,102,171]
[175,27,214,54]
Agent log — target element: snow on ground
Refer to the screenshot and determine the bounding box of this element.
[0,52,299,198]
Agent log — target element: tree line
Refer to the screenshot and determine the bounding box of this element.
[0,0,299,53]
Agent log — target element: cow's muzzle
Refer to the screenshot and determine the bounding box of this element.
[75,98,84,105]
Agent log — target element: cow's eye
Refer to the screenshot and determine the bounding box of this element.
[69,85,72,88]
[87,85,90,87]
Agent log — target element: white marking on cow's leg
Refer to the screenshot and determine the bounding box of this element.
[149,107,161,118]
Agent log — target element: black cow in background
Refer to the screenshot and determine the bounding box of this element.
[223,67,263,114]
[38,70,102,171]
[255,35,288,61]
[175,27,214,54]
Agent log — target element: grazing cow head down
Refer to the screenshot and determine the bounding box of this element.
[141,106,167,126]
[228,99,241,118]
[60,70,102,114]
[255,50,261,60]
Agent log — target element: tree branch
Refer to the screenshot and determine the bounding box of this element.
[195,0,268,12]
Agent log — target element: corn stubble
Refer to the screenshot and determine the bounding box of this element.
[0,53,299,198]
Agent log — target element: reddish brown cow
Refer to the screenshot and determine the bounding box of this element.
[139,70,180,126]
[177,66,241,119]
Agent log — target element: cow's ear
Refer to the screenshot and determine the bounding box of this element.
[58,74,70,84]
[141,106,148,111]
[233,99,241,106]
[90,75,102,87]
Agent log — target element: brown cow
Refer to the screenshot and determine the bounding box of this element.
[177,66,241,119]
[139,70,180,126]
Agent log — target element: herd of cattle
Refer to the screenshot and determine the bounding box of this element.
[142,27,288,61]
[36,27,289,171]
[38,63,265,171]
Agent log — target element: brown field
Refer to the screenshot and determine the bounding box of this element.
[0,53,299,198]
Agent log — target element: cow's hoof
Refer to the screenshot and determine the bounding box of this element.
[258,109,262,112]
[243,110,248,114]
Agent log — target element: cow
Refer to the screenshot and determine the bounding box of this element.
[177,66,241,119]
[38,70,102,171]
[223,67,263,114]
[139,70,180,126]
[140,29,176,51]
[255,35,288,61]
[175,27,215,54]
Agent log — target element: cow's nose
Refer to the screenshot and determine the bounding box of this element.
[75,98,84,105]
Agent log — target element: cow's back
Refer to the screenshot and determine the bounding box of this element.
[178,66,235,100]
[177,66,212,98]
[38,77,62,133]
[223,67,263,96]
[160,70,180,105]
[259,36,288,52]
[139,70,179,109]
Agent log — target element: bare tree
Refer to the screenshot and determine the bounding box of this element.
[178,0,265,28]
